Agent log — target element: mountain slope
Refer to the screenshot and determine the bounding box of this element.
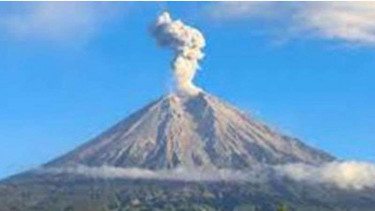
[48,92,334,169]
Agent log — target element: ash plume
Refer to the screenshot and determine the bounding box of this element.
[151,12,205,96]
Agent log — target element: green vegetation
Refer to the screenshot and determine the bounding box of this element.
[1,175,375,211]
[276,204,288,211]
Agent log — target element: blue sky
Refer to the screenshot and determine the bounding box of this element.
[0,2,374,179]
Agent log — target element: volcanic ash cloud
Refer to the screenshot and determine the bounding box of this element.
[151,12,205,96]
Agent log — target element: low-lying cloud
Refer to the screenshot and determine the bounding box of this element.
[40,161,375,191]
[41,165,260,182]
[276,161,375,190]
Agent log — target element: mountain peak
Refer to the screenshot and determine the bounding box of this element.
[48,92,334,169]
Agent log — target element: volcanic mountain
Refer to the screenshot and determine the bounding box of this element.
[47,92,334,170]
[2,10,374,211]
[2,92,375,211]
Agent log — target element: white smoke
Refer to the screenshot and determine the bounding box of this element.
[276,161,375,190]
[151,12,205,96]
[40,161,375,190]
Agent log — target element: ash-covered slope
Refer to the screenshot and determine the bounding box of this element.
[48,92,334,169]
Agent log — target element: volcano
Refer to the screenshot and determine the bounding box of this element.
[2,9,374,211]
[47,92,333,170]
[2,92,375,211]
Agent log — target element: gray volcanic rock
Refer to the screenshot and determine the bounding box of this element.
[47,92,334,169]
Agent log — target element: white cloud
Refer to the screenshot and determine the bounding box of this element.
[209,2,292,21]
[209,2,375,46]
[40,161,375,190]
[276,161,375,190]
[41,165,257,182]
[0,2,125,41]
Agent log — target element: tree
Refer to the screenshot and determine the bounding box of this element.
[276,203,288,211]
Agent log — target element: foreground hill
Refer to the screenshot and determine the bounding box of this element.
[1,172,375,211]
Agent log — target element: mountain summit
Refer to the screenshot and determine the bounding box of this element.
[48,92,333,170]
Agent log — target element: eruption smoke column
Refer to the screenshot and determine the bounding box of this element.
[151,12,205,95]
